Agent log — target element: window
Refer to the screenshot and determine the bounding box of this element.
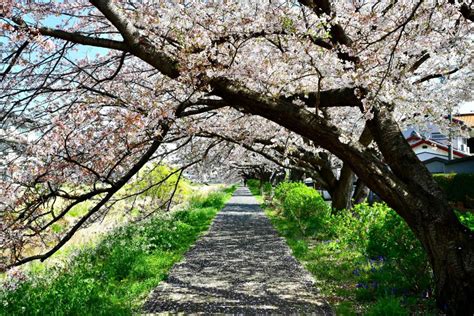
[431,132,446,139]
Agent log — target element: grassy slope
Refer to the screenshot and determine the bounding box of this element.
[264,204,474,315]
[253,184,446,315]
[0,186,236,315]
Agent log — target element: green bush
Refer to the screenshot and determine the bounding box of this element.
[364,211,432,299]
[365,297,409,316]
[281,185,329,234]
[246,179,260,195]
[330,203,390,250]
[274,181,307,203]
[434,173,474,207]
[330,203,433,301]
[262,182,272,196]
[189,191,227,209]
[246,179,272,197]
[456,210,474,230]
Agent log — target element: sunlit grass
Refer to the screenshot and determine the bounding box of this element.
[0,185,236,315]
[261,186,436,315]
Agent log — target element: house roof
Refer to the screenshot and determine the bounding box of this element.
[455,114,474,128]
[423,155,474,165]
[408,136,467,158]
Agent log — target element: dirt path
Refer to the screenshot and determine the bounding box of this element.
[143,187,332,314]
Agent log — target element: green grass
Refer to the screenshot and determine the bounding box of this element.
[246,180,266,205]
[259,183,437,315]
[265,208,362,312]
[0,186,235,315]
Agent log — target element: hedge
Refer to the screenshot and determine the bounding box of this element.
[433,173,474,207]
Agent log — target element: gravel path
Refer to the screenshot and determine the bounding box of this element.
[143,187,333,315]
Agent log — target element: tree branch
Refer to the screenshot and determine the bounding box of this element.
[284,86,367,109]
[6,122,171,269]
[1,41,29,81]
[12,17,128,51]
[413,67,460,84]
[89,0,179,78]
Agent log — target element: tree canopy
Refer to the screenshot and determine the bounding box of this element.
[1,1,473,313]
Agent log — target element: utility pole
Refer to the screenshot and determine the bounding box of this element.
[448,111,453,161]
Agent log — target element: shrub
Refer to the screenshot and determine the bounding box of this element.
[246,179,272,197]
[282,185,329,234]
[331,202,391,250]
[189,191,226,209]
[364,210,433,298]
[274,181,307,203]
[456,210,474,231]
[262,182,273,196]
[246,179,260,195]
[365,297,409,316]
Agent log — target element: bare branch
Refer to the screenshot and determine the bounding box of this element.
[6,122,172,269]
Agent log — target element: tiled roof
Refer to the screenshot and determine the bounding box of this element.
[408,135,468,158]
[455,114,474,128]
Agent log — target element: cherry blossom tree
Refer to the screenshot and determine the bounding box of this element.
[195,112,371,209]
[1,1,473,313]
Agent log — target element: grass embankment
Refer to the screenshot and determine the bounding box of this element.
[0,186,236,315]
[246,179,269,204]
[251,180,474,315]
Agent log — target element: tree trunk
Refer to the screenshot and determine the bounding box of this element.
[289,168,305,181]
[352,178,369,204]
[331,124,372,211]
[331,165,354,211]
[374,183,474,314]
[366,107,474,315]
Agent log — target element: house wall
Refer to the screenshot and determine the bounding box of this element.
[424,160,446,173]
[445,160,474,174]
[453,136,470,153]
[413,145,463,161]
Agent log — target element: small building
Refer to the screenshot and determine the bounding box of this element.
[423,156,474,174]
[406,134,469,161]
[402,116,473,174]
[455,113,474,154]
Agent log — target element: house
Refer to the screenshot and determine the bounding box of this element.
[423,156,474,174]
[406,133,469,161]
[403,119,471,162]
[455,113,474,154]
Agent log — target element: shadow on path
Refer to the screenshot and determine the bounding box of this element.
[143,187,333,314]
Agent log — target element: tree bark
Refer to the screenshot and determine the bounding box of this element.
[289,168,305,181]
[352,178,370,204]
[330,165,354,211]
